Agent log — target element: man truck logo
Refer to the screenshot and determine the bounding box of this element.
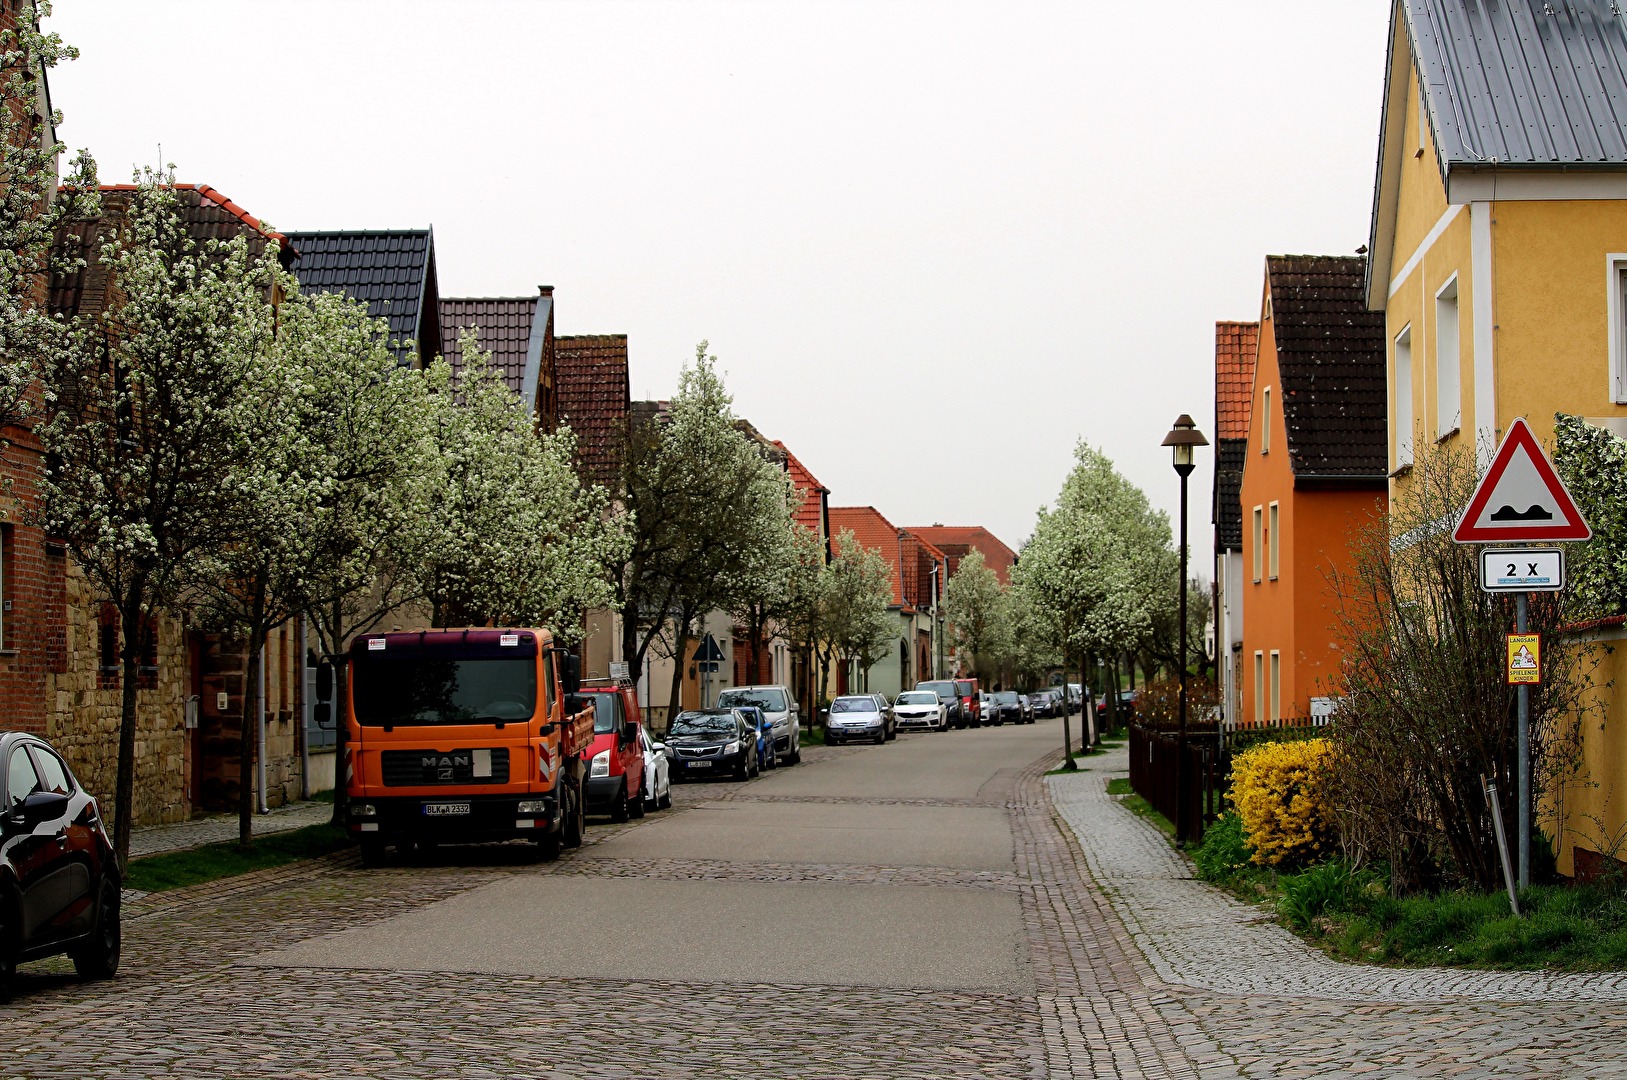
[421,755,472,769]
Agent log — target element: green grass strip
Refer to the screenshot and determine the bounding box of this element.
[126,822,354,893]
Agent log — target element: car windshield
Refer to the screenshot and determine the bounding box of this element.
[670,711,737,736]
[995,692,1020,704]
[352,657,536,726]
[917,681,956,697]
[897,692,937,705]
[716,688,787,712]
[587,692,624,734]
[830,698,874,713]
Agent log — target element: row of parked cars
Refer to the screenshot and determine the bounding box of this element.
[823,680,1085,742]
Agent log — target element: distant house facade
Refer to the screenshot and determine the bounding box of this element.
[828,506,943,700]
[907,524,1012,678]
[1212,321,1258,728]
[1366,0,1627,876]
[1240,256,1386,727]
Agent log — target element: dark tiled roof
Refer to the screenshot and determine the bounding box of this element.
[285,230,439,365]
[556,335,630,487]
[1213,438,1247,550]
[50,184,286,318]
[1215,321,1258,442]
[1265,255,1388,481]
[440,297,539,398]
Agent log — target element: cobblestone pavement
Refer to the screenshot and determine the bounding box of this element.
[128,798,335,858]
[6,729,1626,1077]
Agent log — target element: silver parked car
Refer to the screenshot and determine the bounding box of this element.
[825,694,891,744]
[715,685,802,764]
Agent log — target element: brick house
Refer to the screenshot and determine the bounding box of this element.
[1211,320,1259,728]
[827,507,945,698]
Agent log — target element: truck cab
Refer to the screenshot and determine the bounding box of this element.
[344,628,593,865]
[580,681,646,822]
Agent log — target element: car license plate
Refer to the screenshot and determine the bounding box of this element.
[685,761,713,769]
[423,802,471,816]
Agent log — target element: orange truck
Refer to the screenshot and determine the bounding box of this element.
[344,628,594,865]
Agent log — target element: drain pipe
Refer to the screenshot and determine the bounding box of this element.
[298,616,311,801]
[257,646,269,813]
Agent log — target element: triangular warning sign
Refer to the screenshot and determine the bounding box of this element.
[1453,418,1590,543]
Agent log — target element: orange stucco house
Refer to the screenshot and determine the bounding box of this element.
[1239,256,1388,725]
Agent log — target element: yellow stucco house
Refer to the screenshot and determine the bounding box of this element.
[1366,0,1627,877]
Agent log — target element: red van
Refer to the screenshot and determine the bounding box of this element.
[956,678,982,726]
[581,681,646,822]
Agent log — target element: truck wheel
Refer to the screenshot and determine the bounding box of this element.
[610,780,630,824]
[360,839,386,868]
[628,787,646,819]
[533,832,562,862]
[563,779,585,849]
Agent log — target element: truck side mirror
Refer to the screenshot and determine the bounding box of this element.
[562,652,581,697]
[316,662,334,702]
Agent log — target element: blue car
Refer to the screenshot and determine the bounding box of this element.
[736,706,779,771]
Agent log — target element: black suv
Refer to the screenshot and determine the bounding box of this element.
[1,732,121,997]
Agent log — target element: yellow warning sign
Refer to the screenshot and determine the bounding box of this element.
[1507,634,1541,685]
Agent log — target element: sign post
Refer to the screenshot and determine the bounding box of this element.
[1455,418,1589,892]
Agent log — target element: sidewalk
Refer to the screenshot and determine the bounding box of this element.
[128,800,334,859]
[1047,742,1627,1004]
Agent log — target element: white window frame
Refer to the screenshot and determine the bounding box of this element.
[1608,255,1627,404]
[1268,502,1280,580]
[1254,651,1265,726]
[1434,275,1461,439]
[1252,506,1263,583]
[1270,650,1282,723]
[1394,325,1414,468]
[1261,386,1272,454]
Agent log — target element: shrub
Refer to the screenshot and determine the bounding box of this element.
[1229,738,1334,868]
[1192,810,1251,884]
[1278,860,1355,932]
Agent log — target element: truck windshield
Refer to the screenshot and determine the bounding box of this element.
[352,657,536,726]
[588,692,624,734]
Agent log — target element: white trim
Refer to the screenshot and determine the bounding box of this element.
[1449,170,1627,205]
[1267,501,1280,581]
[1394,324,1415,468]
[1608,253,1627,405]
[1261,386,1272,454]
[1471,203,1496,459]
[1389,203,1464,299]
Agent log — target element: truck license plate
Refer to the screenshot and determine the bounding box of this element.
[423,802,471,816]
[685,761,713,769]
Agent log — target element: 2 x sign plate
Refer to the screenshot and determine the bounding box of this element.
[1480,548,1564,592]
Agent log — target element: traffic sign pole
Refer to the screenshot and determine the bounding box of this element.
[1517,592,1530,892]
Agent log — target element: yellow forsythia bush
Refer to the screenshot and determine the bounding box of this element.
[1228,739,1334,867]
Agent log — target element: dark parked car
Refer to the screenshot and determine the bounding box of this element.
[914,680,965,728]
[991,691,1026,725]
[665,709,759,782]
[1029,690,1057,718]
[1,731,121,997]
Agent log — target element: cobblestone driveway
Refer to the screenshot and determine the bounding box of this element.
[3,733,1624,1078]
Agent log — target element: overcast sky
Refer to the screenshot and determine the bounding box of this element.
[49,0,1391,570]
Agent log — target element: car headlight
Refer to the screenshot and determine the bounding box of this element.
[517,799,550,814]
[349,803,377,819]
[590,749,611,777]
[725,740,741,755]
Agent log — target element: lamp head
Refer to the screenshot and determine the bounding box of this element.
[1161,413,1208,476]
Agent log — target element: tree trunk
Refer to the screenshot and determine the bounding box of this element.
[239,619,266,851]
[665,627,690,727]
[1080,652,1096,746]
[112,593,145,874]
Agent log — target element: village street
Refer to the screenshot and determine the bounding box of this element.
[2,720,1623,1079]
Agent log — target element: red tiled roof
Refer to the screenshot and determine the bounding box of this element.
[440,297,538,396]
[556,335,630,488]
[1215,321,1259,441]
[829,506,907,609]
[906,526,1016,586]
[92,183,287,248]
[772,441,828,535]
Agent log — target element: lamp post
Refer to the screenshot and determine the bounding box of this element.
[1162,414,1208,845]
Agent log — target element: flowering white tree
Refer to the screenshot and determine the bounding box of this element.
[0,2,97,454]
[35,176,283,867]
[943,549,1009,682]
[822,530,897,693]
[416,331,622,633]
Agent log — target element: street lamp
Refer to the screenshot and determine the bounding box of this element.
[1161,413,1208,845]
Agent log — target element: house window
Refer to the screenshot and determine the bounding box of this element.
[1268,502,1280,580]
[1395,326,1414,468]
[99,616,118,674]
[1435,277,1461,438]
[1254,651,1265,726]
[1261,387,1272,453]
[1252,506,1263,583]
[1269,651,1281,723]
[1609,256,1627,404]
